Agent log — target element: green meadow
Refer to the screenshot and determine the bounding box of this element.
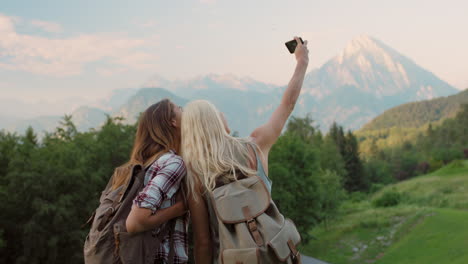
[303,160,468,264]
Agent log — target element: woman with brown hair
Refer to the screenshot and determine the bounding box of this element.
[113,99,189,264]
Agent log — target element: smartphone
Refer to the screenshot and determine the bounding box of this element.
[285,37,304,54]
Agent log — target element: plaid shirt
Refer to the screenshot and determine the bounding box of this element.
[133,151,189,264]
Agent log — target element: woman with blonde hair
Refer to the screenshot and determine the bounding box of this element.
[181,37,309,263]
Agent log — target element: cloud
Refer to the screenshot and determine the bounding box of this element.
[0,14,16,32]
[95,67,128,77]
[0,14,159,77]
[137,19,158,28]
[30,19,63,33]
[0,80,11,88]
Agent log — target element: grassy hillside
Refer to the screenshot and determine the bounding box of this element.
[303,160,468,264]
[377,208,468,264]
[373,160,468,209]
[361,88,468,131]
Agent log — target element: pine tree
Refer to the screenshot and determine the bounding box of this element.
[343,131,368,192]
[328,123,368,192]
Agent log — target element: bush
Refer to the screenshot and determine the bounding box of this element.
[373,190,402,207]
[446,159,465,169]
[369,183,385,194]
[416,161,430,175]
[315,170,346,225]
[349,191,367,202]
[428,159,444,173]
[364,158,394,185]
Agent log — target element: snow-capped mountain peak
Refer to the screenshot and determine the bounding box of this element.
[337,35,398,72]
[341,35,381,59]
[305,34,458,99]
[299,35,458,129]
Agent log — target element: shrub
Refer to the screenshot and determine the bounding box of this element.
[416,161,430,175]
[373,190,402,207]
[369,183,385,194]
[315,169,346,225]
[428,159,444,172]
[395,170,410,181]
[349,191,367,202]
[446,159,465,169]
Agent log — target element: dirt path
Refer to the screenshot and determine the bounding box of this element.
[302,255,331,264]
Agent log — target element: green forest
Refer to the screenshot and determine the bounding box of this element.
[1,104,467,263]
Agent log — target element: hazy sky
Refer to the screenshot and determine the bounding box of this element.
[1,0,467,106]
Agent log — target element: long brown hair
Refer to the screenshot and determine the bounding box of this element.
[111,99,180,190]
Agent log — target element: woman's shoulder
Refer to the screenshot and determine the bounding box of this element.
[150,150,184,169]
[161,150,183,162]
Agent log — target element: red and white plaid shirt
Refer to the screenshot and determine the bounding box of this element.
[133,150,188,264]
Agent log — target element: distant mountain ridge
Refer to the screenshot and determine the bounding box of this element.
[361,88,468,131]
[143,73,280,96]
[4,88,184,136]
[115,88,188,124]
[3,35,460,136]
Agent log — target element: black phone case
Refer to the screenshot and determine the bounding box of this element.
[285,38,304,53]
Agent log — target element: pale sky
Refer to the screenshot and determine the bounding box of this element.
[0,0,467,108]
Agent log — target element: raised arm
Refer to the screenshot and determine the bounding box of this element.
[251,37,309,155]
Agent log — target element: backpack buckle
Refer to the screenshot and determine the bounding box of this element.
[247,219,257,232]
[288,239,300,262]
[107,207,115,214]
[292,250,300,259]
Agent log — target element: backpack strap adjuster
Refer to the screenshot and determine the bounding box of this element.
[247,219,257,231]
[287,239,301,263]
[242,206,264,246]
[97,206,118,231]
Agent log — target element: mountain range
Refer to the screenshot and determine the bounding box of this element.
[3,35,460,136]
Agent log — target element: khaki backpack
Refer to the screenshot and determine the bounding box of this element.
[210,175,302,264]
[83,164,176,264]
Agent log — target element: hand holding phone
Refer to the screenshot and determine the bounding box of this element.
[285,37,309,65]
[285,37,304,54]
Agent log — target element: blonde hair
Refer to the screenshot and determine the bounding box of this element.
[181,100,257,200]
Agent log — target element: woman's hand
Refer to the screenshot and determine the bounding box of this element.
[294,36,309,65]
[170,200,188,218]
